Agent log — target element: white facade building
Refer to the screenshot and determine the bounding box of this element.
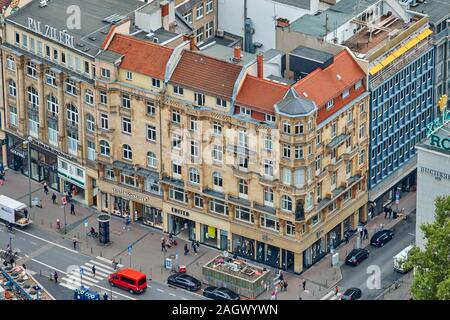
[415,124,450,249]
[217,0,319,52]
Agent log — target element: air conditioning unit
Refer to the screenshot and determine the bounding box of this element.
[216,29,224,38]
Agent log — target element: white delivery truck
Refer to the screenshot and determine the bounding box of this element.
[0,195,32,227]
[393,245,414,273]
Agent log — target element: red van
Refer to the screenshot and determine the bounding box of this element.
[108,268,147,294]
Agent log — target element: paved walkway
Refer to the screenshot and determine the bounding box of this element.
[377,272,413,300]
[0,170,417,300]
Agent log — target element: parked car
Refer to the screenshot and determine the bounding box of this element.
[203,286,240,300]
[108,268,147,294]
[341,288,362,300]
[370,229,394,247]
[167,273,201,291]
[345,248,369,266]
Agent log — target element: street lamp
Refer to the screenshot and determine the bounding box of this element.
[22,136,33,208]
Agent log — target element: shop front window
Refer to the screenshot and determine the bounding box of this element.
[143,206,162,229]
[232,234,254,259]
[201,225,217,247]
[113,196,130,217]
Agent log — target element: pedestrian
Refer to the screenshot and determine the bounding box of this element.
[335,286,339,296]
[161,238,167,252]
[92,265,96,278]
[54,271,58,283]
[363,228,368,240]
[278,270,284,282]
[73,238,77,250]
[43,182,49,195]
[70,202,75,215]
[302,279,306,291]
[184,243,189,255]
[24,208,28,219]
[51,193,57,204]
[103,292,108,300]
[283,280,288,292]
[345,233,349,244]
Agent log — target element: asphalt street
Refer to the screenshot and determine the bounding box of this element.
[0,222,206,300]
[337,211,416,300]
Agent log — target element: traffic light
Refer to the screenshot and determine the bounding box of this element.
[438,94,448,113]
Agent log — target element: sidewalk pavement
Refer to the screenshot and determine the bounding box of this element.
[0,170,417,300]
[377,272,412,300]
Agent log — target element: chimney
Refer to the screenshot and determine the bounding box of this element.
[189,34,196,51]
[161,0,170,30]
[256,52,264,79]
[233,46,242,62]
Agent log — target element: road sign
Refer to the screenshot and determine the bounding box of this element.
[61,196,67,205]
[83,218,88,227]
[128,244,133,254]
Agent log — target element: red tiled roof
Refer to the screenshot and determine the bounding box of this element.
[170,50,243,99]
[236,75,289,114]
[293,50,365,107]
[107,34,173,80]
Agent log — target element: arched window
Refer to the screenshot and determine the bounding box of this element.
[213,171,222,188]
[147,152,157,168]
[100,140,110,157]
[47,95,58,114]
[189,168,200,184]
[281,195,292,212]
[66,104,78,124]
[8,79,16,97]
[122,144,132,160]
[86,113,95,132]
[27,87,39,106]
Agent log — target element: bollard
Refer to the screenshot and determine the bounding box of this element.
[100,250,102,257]
[40,270,42,276]
[119,257,122,264]
[139,266,142,272]
[90,247,93,254]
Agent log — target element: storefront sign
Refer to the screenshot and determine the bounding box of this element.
[426,95,450,152]
[31,140,76,162]
[27,17,74,48]
[419,166,450,181]
[111,187,150,203]
[58,158,85,188]
[171,207,190,217]
[10,147,25,158]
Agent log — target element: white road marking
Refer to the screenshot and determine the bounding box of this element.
[168,292,176,297]
[64,273,98,284]
[181,297,188,300]
[7,227,77,254]
[82,263,110,277]
[30,258,136,300]
[60,282,86,291]
[157,288,164,293]
[95,256,124,268]
[30,241,37,246]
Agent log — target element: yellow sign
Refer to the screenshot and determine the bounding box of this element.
[207,226,216,239]
[438,94,448,113]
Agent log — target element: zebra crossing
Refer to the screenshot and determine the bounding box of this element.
[60,256,123,291]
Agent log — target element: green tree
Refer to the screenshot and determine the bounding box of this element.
[405,195,450,300]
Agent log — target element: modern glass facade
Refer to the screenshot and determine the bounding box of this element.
[369,48,435,189]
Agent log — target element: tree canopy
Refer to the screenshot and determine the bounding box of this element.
[406,195,450,300]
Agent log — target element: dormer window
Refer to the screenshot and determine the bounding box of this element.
[126,71,133,81]
[342,89,349,99]
[195,92,205,106]
[326,99,334,110]
[240,107,251,117]
[355,80,362,90]
[152,78,161,88]
[216,98,227,108]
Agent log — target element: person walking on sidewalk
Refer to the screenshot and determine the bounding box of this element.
[51,193,57,204]
[363,228,369,240]
[72,237,77,250]
[92,265,96,278]
[54,271,58,283]
[302,279,306,291]
[184,244,189,255]
[70,202,75,215]
[43,182,49,195]
[283,280,288,292]
[345,233,349,244]
[161,238,167,252]
[335,286,339,296]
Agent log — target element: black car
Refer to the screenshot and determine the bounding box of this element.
[203,286,240,300]
[370,229,394,247]
[341,288,362,300]
[345,248,369,266]
[167,273,201,291]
